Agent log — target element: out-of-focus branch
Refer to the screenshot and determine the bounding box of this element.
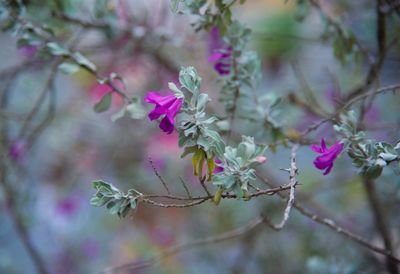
[343,0,388,102]
[101,216,265,273]
[364,178,399,274]
[300,83,400,137]
[19,62,59,138]
[0,63,50,274]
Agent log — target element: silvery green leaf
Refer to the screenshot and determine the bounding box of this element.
[394,141,400,150]
[73,52,97,72]
[201,116,218,125]
[379,152,397,162]
[168,82,184,98]
[170,0,181,13]
[375,158,387,167]
[216,120,230,131]
[364,165,383,179]
[46,42,69,55]
[197,135,211,151]
[196,93,209,111]
[126,101,146,119]
[107,200,122,215]
[179,66,201,93]
[232,184,244,199]
[58,62,80,75]
[111,106,127,122]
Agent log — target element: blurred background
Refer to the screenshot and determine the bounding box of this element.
[0,0,399,273]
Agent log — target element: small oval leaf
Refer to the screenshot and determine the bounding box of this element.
[94,93,112,113]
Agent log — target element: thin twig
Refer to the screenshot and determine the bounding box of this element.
[257,174,400,264]
[364,178,399,274]
[148,157,171,195]
[179,176,192,198]
[263,145,298,230]
[301,84,400,137]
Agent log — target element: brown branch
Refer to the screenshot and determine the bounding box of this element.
[179,176,193,198]
[148,157,171,195]
[19,62,60,137]
[257,174,400,264]
[343,0,387,102]
[301,83,400,137]
[263,145,298,230]
[364,178,399,274]
[141,197,208,208]
[0,63,50,274]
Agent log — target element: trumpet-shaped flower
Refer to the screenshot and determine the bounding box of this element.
[144,92,183,134]
[311,138,344,175]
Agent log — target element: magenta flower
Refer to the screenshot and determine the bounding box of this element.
[208,26,232,75]
[311,138,344,175]
[214,159,224,174]
[9,139,26,161]
[144,92,183,134]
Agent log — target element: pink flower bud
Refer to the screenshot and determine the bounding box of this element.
[256,156,267,164]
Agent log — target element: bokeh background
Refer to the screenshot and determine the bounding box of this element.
[1,0,400,273]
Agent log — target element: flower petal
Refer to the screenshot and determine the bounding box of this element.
[310,144,322,153]
[214,63,231,75]
[323,164,333,175]
[320,138,327,151]
[159,116,174,134]
[166,98,183,123]
[208,52,224,62]
[148,106,166,121]
[144,92,176,108]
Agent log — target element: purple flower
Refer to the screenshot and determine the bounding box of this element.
[214,159,224,174]
[9,139,26,161]
[208,26,232,75]
[311,138,344,175]
[144,92,183,134]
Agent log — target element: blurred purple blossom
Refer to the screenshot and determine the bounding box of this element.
[144,92,183,134]
[81,239,99,258]
[208,26,232,75]
[364,105,380,123]
[56,196,80,217]
[150,227,174,246]
[18,45,38,58]
[8,139,26,161]
[311,138,344,175]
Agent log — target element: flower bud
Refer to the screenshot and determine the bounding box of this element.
[255,156,267,164]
